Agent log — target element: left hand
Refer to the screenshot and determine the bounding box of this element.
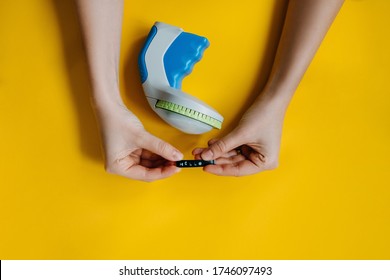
[95,100,183,182]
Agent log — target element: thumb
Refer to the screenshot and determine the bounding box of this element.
[141,132,183,161]
[201,132,242,160]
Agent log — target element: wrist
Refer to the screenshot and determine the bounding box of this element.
[90,79,121,104]
[252,86,293,116]
[87,61,123,109]
[91,90,143,134]
[90,86,127,116]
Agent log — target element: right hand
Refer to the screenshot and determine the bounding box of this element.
[94,101,183,182]
[192,95,285,176]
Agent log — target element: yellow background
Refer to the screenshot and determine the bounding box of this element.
[1,0,389,259]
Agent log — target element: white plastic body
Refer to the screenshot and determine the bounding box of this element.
[142,22,223,134]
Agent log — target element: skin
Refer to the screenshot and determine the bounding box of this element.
[76,0,182,182]
[75,0,344,180]
[193,0,345,176]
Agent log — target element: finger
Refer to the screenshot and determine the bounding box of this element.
[201,132,243,160]
[140,132,183,161]
[193,147,239,158]
[203,160,265,177]
[192,139,220,156]
[192,147,205,156]
[140,149,165,161]
[119,165,181,182]
[194,153,202,160]
[207,138,219,146]
[223,149,242,158]
[164,161,176,167]
[214,154,246,165]
[139,158,170,168]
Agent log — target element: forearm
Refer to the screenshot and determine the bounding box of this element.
[75,0,124,109]
[257,0,344,111]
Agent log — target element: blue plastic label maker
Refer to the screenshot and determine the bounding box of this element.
[138,22,224,134]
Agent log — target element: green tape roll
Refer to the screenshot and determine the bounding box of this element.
[155,100,222,129]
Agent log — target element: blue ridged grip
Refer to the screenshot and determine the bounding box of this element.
[163,32,209,89]
[138,25,157,83]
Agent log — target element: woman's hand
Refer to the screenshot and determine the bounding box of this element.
[95,100,183,182]
[75,0,184,181]
[192,96,285,176]
[193,0,344,176]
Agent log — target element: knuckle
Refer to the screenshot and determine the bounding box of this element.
[232,163,241,177]
[157,140,169,154]
[104,163,116,174]
[214,140,227,153]
[266,159,279,170]
[140,169,156,183]
[208,138,219,146]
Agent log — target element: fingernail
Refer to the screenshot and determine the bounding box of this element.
[172,150,183,161]
[201,149,213,160]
